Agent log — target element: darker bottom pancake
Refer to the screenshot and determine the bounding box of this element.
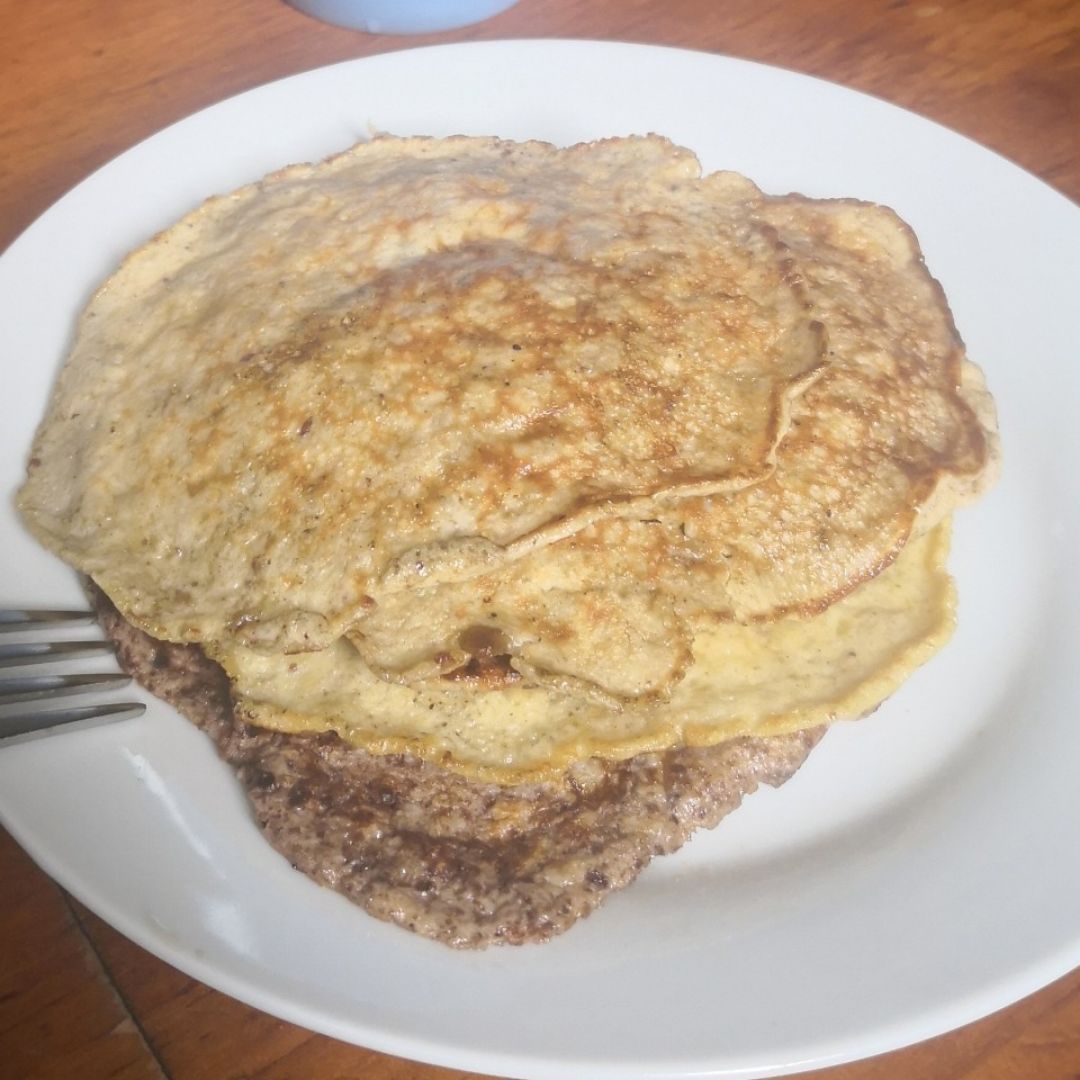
[91,585,823,948]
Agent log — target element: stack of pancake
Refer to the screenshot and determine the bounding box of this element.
[18,135,998,945]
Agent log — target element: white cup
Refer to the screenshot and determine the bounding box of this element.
[285,0,520,33]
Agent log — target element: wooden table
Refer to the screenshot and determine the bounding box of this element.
[2,1,1078,1077]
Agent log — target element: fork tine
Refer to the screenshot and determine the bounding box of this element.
[0,610,96,633]
[0,672,132,705]
[1,700,147,742]
[0,610,145,743]
[0,640,115,668]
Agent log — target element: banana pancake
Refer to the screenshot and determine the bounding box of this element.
[339,194,998,709]
[216,523,954,781]
[18,135,825,653]
[16,139,997,769]
[16,134,1000,946]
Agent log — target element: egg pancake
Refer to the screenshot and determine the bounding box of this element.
[343,192,998,707]
[17,135,826,653]
[17,134,999,945]
[17,138,996,749]
[214,522,954,781]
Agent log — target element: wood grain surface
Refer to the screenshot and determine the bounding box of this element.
[2,1,1078,1078]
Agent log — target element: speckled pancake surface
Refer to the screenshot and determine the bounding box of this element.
[215,522,955,781]
[17,134,826,652]
[17,134,999,781]
[334,192,998,704]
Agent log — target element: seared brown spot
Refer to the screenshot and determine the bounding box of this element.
[441,624,520,687]
[457,623,512,657]
[442,653,520,688]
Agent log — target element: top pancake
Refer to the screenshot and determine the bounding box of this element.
[17,135,825,651]
[340,193,999,704]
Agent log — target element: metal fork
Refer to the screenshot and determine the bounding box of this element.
[0,610,146,742]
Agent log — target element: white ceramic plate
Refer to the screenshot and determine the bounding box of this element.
[1,40,1078,1080]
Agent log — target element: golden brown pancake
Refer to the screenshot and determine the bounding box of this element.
[17,134,998,780]
[343,193,998,708]
[17,135,825,654]
[216,523,954,782]
[17,133,1001,947]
